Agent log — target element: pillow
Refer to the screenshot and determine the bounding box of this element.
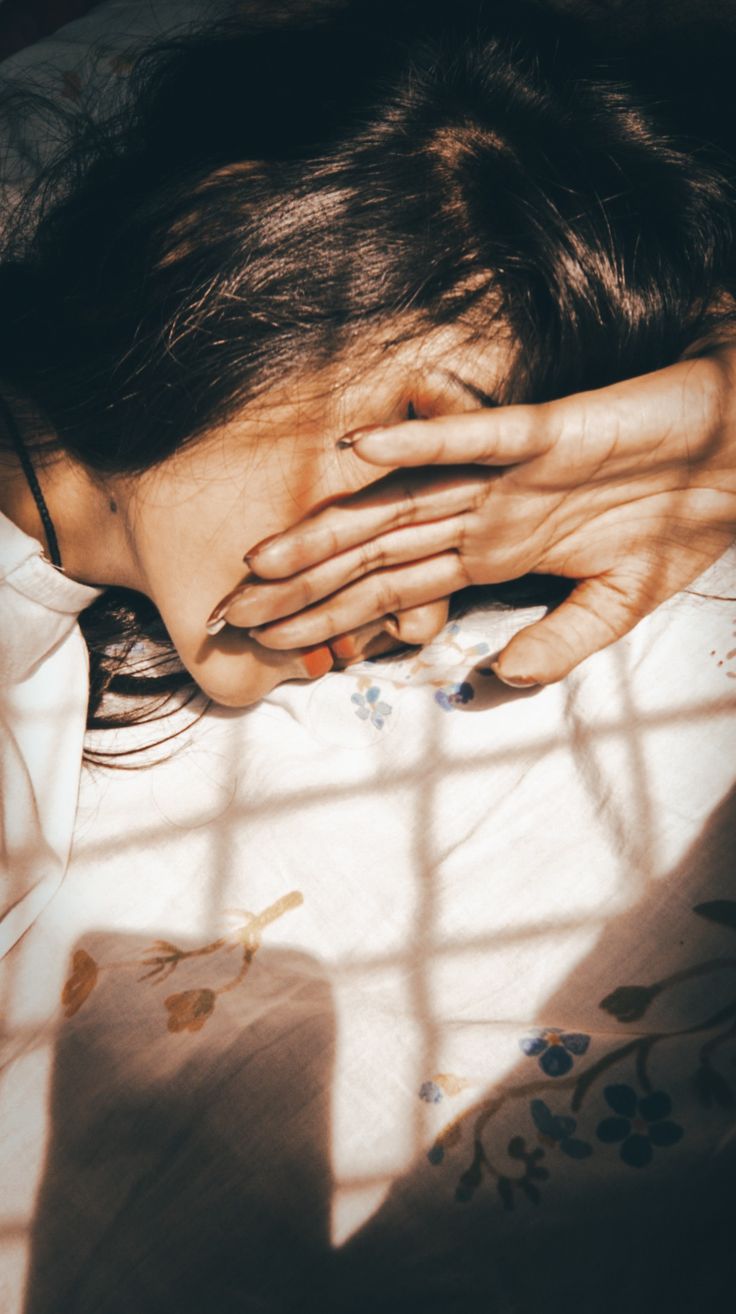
[0,1,103,62]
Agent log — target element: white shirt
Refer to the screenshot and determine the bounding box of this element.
[0,511,101,956]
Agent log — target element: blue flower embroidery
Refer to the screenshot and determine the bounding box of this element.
[596,1084,683,1167]
[351,686,392,729]
[530,1100,592,1159]
[419,1080,443,1104]
[519,1027,590,1077]
[435,681,475,711]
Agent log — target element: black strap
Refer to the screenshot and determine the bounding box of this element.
[0,392,63,569]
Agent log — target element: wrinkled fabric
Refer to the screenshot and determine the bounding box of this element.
[3,548,735,1313]
[0,512,100,956]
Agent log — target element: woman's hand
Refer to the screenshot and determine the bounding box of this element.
[215,348,736,686]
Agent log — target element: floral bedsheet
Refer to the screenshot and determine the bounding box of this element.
[2,556,734,1313]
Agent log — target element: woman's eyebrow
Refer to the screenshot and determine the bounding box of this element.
[441,370,498,408]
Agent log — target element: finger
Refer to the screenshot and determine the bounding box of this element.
[243,468,491,579]
[347,351,731,474]
[340,404,556,468]
[249,359,707,587]
[387,597,450,645]
[490,568,666,687]
[247,554,470,649]
[328,598,450,661]
[219,517,466,629]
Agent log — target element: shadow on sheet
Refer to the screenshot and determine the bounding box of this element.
[24,789,736,1314]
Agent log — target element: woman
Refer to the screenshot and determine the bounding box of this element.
[1,0,735,953]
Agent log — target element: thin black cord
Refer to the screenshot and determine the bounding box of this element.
[0,392,63,569]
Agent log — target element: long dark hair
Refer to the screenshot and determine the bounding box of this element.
[1,0,735,742]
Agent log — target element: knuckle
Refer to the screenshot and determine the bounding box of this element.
[323,525,342,560]
[399,484,419,524]
[364,539,388,571]
[686,355,729,455]
[318,607,340,638]
[295,575,318,609]
[454,548,474,589]
[455,523,478,584]
[526,402,557,454]
[376,581,402,615]
[470,479,491,512]
[345,540,387,586]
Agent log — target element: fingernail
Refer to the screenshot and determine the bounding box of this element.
[492,668,539,689]
[206,583,259,633]
[330,633,359,659]
[335,424,386,450]
[383,613,400,639]
[301,644,334,677]
[244,532,280,563]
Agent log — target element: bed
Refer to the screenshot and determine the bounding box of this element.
[1,4,735,1311]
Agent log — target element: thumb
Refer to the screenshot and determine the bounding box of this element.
[491,570,663,687]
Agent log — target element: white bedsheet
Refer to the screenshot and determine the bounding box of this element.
[2,557,735,1312]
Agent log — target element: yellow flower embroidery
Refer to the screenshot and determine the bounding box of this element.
[60,891,304,1035]
[61,949,99,1018]
[164,988,217,1033]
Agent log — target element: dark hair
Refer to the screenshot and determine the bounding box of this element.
[1,0,735,743]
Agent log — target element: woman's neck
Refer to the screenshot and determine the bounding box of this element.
[0,390,141,589]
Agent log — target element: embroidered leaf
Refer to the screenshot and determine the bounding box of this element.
[164,988,216,1033]
[599,984,660,1022]
[497,1175,514,1210]
[693,1065,734,1109]
[692,900,736,932]
[519,1179,541,1204]
[561,1137,593,1160]
[552,1115,577,1140]
[455,1142,484,1203]
[61,949,99,1018]
[530,1100,556,1136]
